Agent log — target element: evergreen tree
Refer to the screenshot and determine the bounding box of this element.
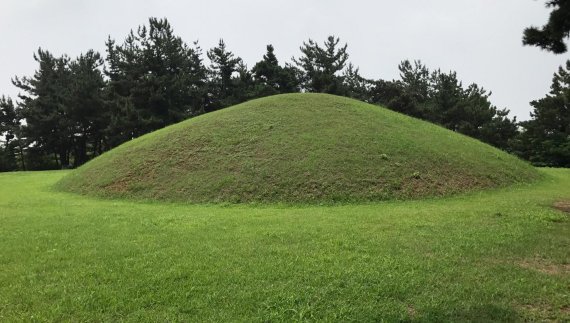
[523,0,570,53]
[251,45,300,96]
[397,60,431,118]
[206,39,242,111]
[428,69,466,128]
[68,50,107,165]
[293,36,349,94]
[479,107,518,151]
[515,61,570,166]
[233,61,258,103]
[428,69,517,150]
[0,96,23,171]
[105,17,207,144]
[342,63,372,101]
[12,48,108,168]
[368,60,432,119]
[12,49,74,168]
[252,44,280,96]
[367,79,418,117]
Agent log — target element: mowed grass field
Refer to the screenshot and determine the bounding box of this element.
[0,169,569,322]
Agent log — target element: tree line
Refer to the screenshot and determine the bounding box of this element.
[0,17,568,171]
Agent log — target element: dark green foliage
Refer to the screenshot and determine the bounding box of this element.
[12,48,107,169]
[366,80,418,117]
[429,70,466,128]
[293,36,349,94]
[0,97,20,171]
[12,49,74,168]
[206,39,243,111]
[478,108,519,151]
[105,18,208,143]
[0,148,16,172]
[68,50,107,165]
[513,61,570,166]
[397,60,431,118]
[251,45,300,96]
[342,63,371,101]
[523,0,570,53]
[0,96,18,142]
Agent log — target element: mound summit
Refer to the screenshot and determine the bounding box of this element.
[58,93,539,203]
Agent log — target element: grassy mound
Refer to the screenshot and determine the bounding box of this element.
[57,93,539,203]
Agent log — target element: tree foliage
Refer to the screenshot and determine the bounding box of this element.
[0,96,22,171]
[252,45,300,96]
[206,39,243,111]
[105,18,208,144]
[68,50,107,165]
[11,48,108,168]
[293,36,349,94]
[523,0,570,53]
[513,61,570,166]
[12,49,74,167]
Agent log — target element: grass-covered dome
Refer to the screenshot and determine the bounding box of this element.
[57,93,539,203]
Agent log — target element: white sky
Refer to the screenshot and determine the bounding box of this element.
[0,0,567,121]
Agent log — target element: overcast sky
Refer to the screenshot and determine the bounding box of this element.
[0,0,566,120]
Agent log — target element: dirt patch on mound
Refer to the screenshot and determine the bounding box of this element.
[553,200,570,213]
[518,258,570,276]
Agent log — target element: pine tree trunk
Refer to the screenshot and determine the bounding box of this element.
[17,140,26,171]
[54,152,60,169]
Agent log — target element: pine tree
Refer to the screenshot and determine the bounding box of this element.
[252,45,300,96]
[0,96,23,171]
[206,39,242,111]
[105,18,208,144]
[397,60,431,118]
[293,36,349,94]
[252,45,280,94]
[342,63,372,101]
[515,61,570,166]
[68,50,107,165]
[12,49,74,168]
[233,61,258,103]
[523,0,570,53]
[428,69,466,128]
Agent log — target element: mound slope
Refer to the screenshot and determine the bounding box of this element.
[57,93,539,203]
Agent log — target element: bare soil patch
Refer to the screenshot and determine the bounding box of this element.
[518,258,570,276]
[553,200,570,213]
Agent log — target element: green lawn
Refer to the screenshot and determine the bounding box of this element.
[1,169,569,322]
